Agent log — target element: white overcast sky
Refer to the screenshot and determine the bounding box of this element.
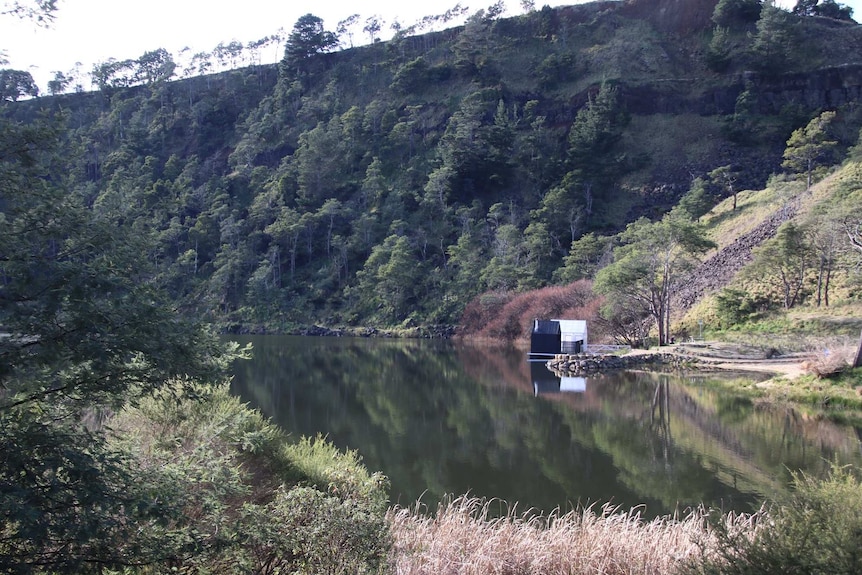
[1,0,859,91]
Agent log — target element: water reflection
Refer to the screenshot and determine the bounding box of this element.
[531,362,587,395]
[230,336,862,518]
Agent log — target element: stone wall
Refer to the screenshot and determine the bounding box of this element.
[547,352,699,374]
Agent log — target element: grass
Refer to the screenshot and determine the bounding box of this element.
[389,467,862,575]
[388,495,754,575]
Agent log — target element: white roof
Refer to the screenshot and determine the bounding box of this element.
[552,319,587,335]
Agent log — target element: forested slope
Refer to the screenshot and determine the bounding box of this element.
[6,0,862,332]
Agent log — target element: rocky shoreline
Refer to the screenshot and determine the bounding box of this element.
[546,352,700,374]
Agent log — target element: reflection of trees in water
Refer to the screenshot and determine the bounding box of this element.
[649,378,672,466]
[460,346,862,507]
[230,337,862,517]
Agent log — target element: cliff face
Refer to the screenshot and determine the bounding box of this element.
[621,0,719,34]
[620,65,862,116]
[747,65,862,113]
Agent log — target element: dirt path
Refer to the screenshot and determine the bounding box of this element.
[627,342,811,380]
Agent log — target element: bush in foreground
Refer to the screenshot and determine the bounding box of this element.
[109,380,391,575]
[684,464,862,575]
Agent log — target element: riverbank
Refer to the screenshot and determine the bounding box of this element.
[546,341,810,378]
[549,341,862,423]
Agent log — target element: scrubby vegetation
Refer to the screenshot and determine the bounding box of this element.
[106,381,391,575]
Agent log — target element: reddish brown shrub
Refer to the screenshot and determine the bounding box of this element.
[458,281,602,343]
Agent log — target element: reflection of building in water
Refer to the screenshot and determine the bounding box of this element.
[530,361,586,396]
[529,319,588,358]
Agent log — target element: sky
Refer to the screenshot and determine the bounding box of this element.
[0,0,506,90]
[2,0,860,92]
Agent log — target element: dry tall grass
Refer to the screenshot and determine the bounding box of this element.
[388,496,758,575]
[801,337,855,377]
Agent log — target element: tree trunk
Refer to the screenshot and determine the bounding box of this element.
[816,259,824,307]
[824,267,831,307]
[854,329,862,368]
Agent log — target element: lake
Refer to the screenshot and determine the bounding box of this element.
[229,335,862,517]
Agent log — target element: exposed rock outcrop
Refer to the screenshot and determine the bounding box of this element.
[675,200,800,313]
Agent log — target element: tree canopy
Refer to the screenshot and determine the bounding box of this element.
[0,68,38,100]
[783,110,837,190]
[284,13,339,72]
[0,113,240,573]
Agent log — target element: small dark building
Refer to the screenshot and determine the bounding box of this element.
[530,319,561,357]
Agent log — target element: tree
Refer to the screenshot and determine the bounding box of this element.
[594,210,714,346]
[284,13,339,72]
[709,165,739,210]
[90,58,136,91]
[0,115,238,572]
[782,110,837,191]
[565,81,628,219]
[750,3,797,73]
[1,0,57,24]
[356,234,421,321]
[0,68,38,100]
[712,0,762,27]
[554,232,611,283]
[815,0,854,20]
[806,211,842,307]
[793,0,853,20]
[46,69,71,95]
[793,0,820,15]
[746,221,812,309]
[135,47,176,84]
[678,177,715,220]
[337,13,360,48]
[706,26,732,72]
[364,15,383,43]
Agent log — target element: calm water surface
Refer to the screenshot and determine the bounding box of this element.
[230,335,862,517]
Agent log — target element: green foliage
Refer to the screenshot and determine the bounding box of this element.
[1,0,57,24]
[678,177,715,220]
[705,27,732,72]
[535,52,578,89]
[746,221,813,309]
[282,435,390,512]
[750,4,799,74]
[714,288,770,327]
[782,110,838,189]
[284,13,339,75]
[111,381,392,575]
[0,113,244,573]
[712,0,763,27]
[793,0,854,20]
[0,68,38,100]
[595,210,714,345]
[6,0,859,333]
[686,464,862,575]
[554,232,611,283]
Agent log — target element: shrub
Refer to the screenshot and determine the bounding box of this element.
[685,464,862,575]
[459,281,600,342]
[109,381,391,574]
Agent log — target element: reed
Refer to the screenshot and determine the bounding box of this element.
[388,496,758,575]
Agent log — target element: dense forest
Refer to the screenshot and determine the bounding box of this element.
[5,0,862,334]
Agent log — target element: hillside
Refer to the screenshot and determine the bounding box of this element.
[4,0,862,332]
